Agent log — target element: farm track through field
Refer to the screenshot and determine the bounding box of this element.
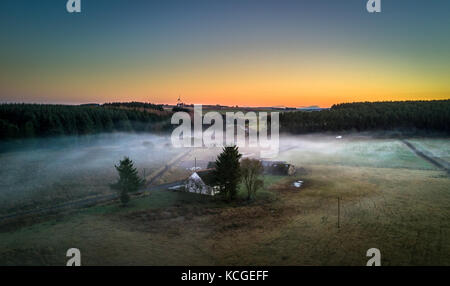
[400,139,449,174]
[0,150,192,223]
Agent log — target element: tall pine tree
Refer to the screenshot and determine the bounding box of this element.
[112,157,145,206]
[213,146,242,201]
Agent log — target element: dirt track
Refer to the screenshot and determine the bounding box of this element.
[0,150,192,223]
[400,139,449,174]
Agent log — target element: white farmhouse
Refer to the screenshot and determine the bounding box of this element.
[184,170,218,196]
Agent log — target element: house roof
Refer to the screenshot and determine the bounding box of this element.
[192,169,216,186]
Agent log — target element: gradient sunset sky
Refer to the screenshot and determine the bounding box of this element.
[1,0,449,107]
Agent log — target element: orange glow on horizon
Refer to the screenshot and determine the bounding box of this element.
[2,50,449,107]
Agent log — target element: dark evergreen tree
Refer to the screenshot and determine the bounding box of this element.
[0,103,173,140]
[23,121,35,137]
[279,100,450,134]
[213,146,242,201]
[0,100,449,140]
[112,157,145,206]
[0,119,19,138]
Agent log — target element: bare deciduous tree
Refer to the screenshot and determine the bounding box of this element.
[240,158,264,201]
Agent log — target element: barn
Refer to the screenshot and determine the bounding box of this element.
[261,161,296,176]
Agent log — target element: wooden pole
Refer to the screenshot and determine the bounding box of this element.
[338,197,340,228]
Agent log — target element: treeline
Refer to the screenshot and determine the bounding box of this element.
[0,104,172,140]
[280,100,450,134]
[103,102,164,111]
[2,100,448,140]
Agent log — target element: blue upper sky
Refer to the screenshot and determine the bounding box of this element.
[1,0,449,106]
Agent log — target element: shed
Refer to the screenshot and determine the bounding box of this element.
[261,161,296,176]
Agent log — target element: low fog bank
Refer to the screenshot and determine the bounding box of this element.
[276,132,449,171]
[0,133,184,215]
[0,131,448,216]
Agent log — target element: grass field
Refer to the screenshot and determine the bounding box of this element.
[277,136,440,170]
[0,135,449,265]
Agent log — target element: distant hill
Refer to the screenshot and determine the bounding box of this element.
[103,101,164,111]
[297,105,327,111]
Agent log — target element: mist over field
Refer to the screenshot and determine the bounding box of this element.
[0,133,184,215]
[1,130,448,217]
[276,134,444,170]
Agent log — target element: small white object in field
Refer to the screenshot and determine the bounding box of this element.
[293,180,303,188]
[336,136,343,139]
[241,153,255,158]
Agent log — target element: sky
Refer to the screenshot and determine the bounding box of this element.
[0,0,449,107]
